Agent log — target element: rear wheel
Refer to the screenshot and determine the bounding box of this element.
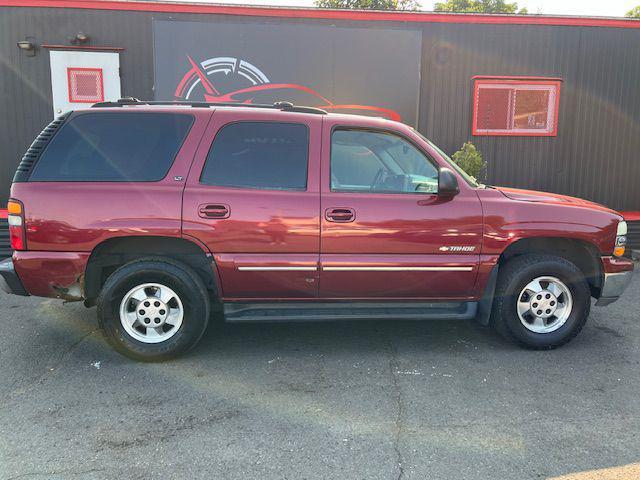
[490,254,591,349]
[97,257,210,361]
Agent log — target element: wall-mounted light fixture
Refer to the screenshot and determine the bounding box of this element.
[71,32,90,44]
[17,39,36,57]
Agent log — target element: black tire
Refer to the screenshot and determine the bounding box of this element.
[97,257,210,361]
[490,253,591,349]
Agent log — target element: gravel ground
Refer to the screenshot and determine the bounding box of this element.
[0,273,638,480]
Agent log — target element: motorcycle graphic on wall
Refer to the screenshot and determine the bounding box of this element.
[174,55,402,121]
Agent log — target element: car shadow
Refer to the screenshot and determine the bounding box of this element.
[191,317,509,358]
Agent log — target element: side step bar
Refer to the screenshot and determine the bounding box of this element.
[223,301,478,323]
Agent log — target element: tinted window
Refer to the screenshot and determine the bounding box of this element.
[201,122,308,191]
[30,112,193,181]
[331,129,439,194]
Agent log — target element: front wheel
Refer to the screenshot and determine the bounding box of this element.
[490,254,591,349]
[97,257,210,361]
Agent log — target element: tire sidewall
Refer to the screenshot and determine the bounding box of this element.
[98,261,209,361]
[499,259,590,348]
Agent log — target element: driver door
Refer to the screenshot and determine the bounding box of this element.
[319,119,483,299]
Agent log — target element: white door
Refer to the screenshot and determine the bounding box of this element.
[49,50,121,117]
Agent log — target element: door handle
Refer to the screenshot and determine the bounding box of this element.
[325,207,355,223]
[198,204,230,219]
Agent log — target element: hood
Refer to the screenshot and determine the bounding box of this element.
[494,186,620,216]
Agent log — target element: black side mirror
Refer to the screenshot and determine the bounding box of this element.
[438,167,460,197]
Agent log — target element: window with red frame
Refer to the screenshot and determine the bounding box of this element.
[472,77,561,136]
[67,67,104,103]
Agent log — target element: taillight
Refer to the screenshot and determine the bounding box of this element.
[7,200,26,251]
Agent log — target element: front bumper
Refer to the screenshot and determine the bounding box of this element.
[0,258,29,296]
[595,257,634,306]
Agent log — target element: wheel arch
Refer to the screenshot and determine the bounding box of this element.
[84,236,220,306]
[498,237,603,297]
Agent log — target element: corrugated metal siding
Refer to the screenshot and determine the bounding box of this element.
[0,220,10,258]
[628,221,640,252]
[0,7,639,213]
[419,23,640,211]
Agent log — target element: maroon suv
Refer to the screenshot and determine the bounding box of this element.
[0,99,633,361]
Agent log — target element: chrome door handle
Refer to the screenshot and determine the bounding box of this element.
[198,204,230,219]
[325,207,355,222]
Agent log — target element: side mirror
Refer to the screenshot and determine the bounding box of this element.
[438,167,460,197]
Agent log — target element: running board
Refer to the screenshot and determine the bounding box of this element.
[223,301,478,323]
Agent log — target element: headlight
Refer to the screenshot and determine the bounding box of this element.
[614,221,627,257]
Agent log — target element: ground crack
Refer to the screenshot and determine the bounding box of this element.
[3,329,98,402]
[387,339,406,480]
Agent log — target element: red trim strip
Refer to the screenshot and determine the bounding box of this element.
[0,209,7,219]
[3,0,640,29]
[42,44,125,51]
[472,75,564,82]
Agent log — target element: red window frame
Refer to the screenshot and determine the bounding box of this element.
[67,67,105,104]
[472,76,562,137]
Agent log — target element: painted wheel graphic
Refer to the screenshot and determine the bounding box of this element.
[175,56,269,100]
[174,54,402,121]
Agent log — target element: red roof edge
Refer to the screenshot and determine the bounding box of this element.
[2,0,640,29]
[472,75,564,82]
[623,211,640,222]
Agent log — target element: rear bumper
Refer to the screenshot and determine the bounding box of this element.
[595,256,634,306]
[0,258,29,296]
[12,251,89,299]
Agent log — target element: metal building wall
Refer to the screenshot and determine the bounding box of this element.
[1,6,639,213]
[419,23,640,211]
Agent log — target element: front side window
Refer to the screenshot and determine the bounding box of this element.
[30,112,193,181]
[331,129,439,194]
[472,77,561,136]
[201,122,309,191]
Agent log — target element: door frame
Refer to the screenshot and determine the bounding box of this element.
[181,108,324,300]
[317,117,483,299]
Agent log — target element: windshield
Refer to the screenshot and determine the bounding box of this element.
[413,130,481,188]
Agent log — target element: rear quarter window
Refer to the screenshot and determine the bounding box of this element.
[30,112,193,182]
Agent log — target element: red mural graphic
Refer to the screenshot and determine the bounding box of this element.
[174,55,401,121]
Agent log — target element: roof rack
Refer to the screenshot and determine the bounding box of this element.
[91,97,328,115]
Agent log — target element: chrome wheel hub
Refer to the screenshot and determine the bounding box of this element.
[517,276,573,334]
[528,290,558,318]
[136,297,169,327]
[119,283,183,344]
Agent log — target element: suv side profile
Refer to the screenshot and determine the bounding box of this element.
[0,99,634,361]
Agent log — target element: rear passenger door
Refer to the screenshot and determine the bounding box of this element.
[182,110,321,299]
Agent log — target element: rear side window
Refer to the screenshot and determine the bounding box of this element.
[30,112,193,181]
[200,122,308,191]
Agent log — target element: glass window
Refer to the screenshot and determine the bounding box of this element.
[201,122,308,191]
[30,112,193,181]
[472,78,561,136]
[331,129,439,194]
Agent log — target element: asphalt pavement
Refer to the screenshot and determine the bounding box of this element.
[1,273,639,480]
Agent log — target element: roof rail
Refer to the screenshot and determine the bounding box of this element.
[91,97,328,115]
